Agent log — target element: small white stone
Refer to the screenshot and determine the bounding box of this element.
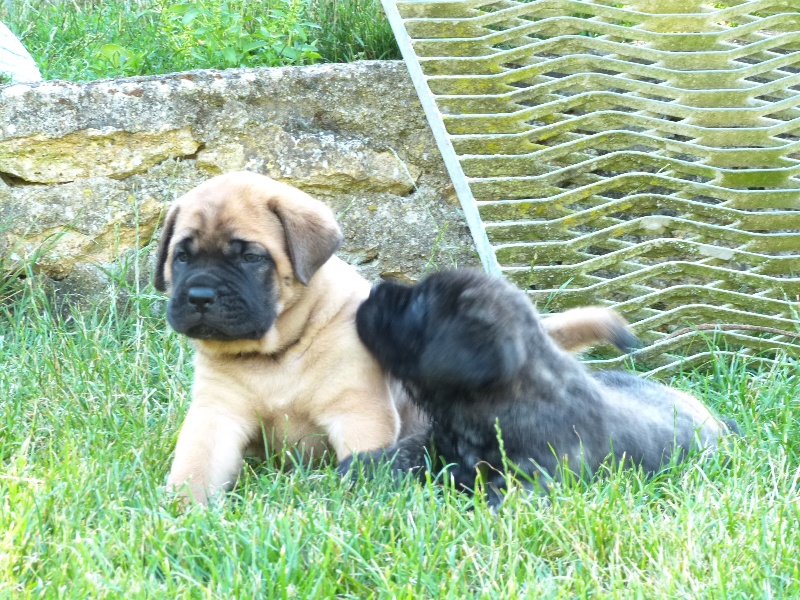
[0,22,41,83]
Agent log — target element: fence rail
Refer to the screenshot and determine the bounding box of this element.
[384,0,800,372]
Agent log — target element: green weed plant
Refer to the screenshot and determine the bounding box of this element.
[1,0,399,81]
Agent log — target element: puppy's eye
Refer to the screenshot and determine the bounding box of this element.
[175,251,189,263]
[242,253,263,264]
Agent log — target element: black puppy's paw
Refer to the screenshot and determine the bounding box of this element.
[338,448,400,482]
[721,417,742,436]
[339,432,435,485]
[337,454,357,479]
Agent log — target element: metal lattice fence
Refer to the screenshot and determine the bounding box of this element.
[383,0,800,373]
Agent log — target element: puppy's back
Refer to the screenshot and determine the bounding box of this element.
[593,370,729,457]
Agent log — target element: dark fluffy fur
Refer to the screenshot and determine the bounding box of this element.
[339,269,734,507]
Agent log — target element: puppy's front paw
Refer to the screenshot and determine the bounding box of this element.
[164,478,210,509]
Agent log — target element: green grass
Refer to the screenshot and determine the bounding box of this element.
[305,0,401,63]
[0,0,400,82]
[1,261,799,598]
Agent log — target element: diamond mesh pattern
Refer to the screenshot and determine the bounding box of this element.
[385,0,800,372]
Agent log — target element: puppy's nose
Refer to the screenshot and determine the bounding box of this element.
[187,287,217,311]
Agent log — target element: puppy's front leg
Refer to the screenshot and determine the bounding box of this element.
[167,403,256,505]
[318,392,401,462]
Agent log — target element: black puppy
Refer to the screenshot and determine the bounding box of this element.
[339,269,734,507]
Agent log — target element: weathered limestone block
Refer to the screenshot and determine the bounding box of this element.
[195,129,422,195]
[0,177,164,279]
[0,62,478,301]
[0,127,200,183]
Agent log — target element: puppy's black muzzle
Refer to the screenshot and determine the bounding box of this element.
[186,286,217,313]
[167,268,277,341]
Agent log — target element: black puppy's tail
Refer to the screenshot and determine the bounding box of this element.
[542,306,642,354]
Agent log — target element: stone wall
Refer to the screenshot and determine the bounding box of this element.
[0,61,479,301]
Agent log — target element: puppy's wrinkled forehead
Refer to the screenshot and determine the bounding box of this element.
[422,270,489,304]
[423,270,530,320]
[173,182,285,253]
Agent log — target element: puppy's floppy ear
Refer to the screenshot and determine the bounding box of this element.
[420,324,526,388]
[419,291,527,388]
[154,205,180,292]
[271,192,343,286]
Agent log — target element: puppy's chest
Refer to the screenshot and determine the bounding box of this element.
[412,387,498,436]
[203,353,321,416]
[434,421,500,469]
[431,408,502,464]
[241,359,317,410]
[419,389,524,467]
